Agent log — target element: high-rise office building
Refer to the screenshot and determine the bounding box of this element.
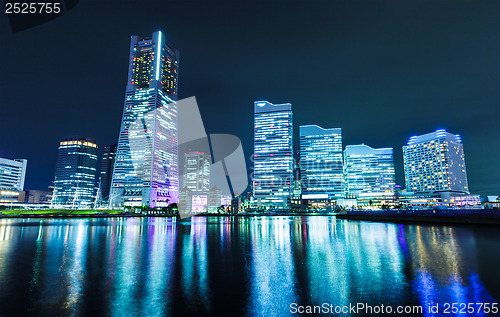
[183,152,210,191]
[110,31,179,208]
[344,144,395,200]
[0,157,27,191]
[99,144,117,203]
[403,129,468,194]
[253,101,293,208]
[51,137,98,208]
[299,125,343,200]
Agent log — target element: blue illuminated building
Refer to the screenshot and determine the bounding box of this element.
[253,101,293,208]
[299,125,343,200]
[343,144,395,204]
[51,137,98,208]
[110,31,179,208]
[403,129,468,194]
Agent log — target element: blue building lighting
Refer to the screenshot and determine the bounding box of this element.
[110,31,179,208]
[253,101,293,208]
[343,144,396,201]
[299,125,343,200]
[51,137,98,208]
[403,129,468,194]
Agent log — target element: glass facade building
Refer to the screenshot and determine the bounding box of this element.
[403,129,468,194]
[343,144,395,199]
[253,101,293,208]
[183,152,210,192]
[0,157,27,191]
[51,137,98,208]
[99,144,117,203]
[110,31,179,208]
[299,125,344,200]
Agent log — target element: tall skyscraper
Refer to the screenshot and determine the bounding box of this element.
[253,101,293,208]
[403,129,468,194]
[183,152,210,192]
[344,144,395,200]
[51,137,98,208]
[99,144,117,203]
[0,157,27,191]
[299,125,343,200]
[110,31,179,208]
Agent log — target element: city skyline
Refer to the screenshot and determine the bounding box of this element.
[1,3,500,317]
[1,1,499,196]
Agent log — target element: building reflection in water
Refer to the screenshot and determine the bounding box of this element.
[405,225,496,315]
[64,222,87,313]
[109,217,177,316]
[180,216,210,313]
[246,216,298,316]
[301,217,406,307]
[0,216,498,316]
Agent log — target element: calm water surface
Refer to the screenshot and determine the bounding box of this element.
[0,216,499,316]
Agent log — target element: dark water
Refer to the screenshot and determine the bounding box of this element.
[0,216,499,316]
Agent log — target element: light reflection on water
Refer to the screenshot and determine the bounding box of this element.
[246,217,298,316]
[0,216,498,316]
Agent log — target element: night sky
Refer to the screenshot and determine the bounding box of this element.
[1,0,499,195]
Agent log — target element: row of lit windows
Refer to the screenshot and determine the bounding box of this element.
[59,141,97,148]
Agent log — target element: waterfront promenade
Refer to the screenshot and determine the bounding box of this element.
[336,209,500,225]
[2,209,500,226]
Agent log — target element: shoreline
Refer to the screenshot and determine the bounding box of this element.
[2,210,500,226]
[335,212,500,226]
[0,212,332,219]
